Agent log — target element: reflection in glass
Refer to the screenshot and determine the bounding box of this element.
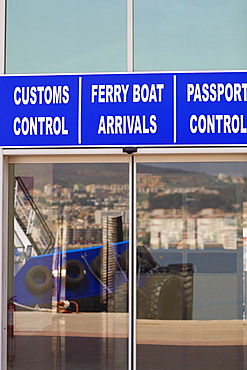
[8,163,129,369]
[6,0,127,74]
[134,0,247,71]
[136,162,246,370]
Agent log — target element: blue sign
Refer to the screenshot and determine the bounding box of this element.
[0,71,247,147]
[176,72,247,145]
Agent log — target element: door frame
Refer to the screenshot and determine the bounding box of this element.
[2,146,247,370]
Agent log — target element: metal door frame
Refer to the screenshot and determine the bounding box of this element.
[1,148,136,370]
[2,146,247,369]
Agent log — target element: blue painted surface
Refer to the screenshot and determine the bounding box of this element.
[14,241,129,306]
[1,71,247,147]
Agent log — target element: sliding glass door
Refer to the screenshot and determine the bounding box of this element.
[136,160,246,370]
[8,160,129,369]
[6,153,247,369]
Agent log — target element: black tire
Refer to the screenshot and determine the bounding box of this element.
[90,254,101,279]
[183,275,193,320]
[166,264,194,320]
[137,245,157,272]
[119,245,157,273]
[137,288,147,319]
[114,282,147,318]
[65,259,86,288]
[119,250,128,272]
[25,265,53,295]
[114,282,128,313]
[143,274,185,320]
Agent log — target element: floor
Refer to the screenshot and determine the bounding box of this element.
[7,312,247,369]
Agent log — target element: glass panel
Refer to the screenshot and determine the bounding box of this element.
[136,162,246,369]
[134,0,247,71]
[6,0,127,74]
[8,163,129,369]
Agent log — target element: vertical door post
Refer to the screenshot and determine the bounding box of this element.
[128,155,136,370]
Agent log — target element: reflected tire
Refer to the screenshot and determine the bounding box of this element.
[143,274,185,320]
[166,264,194,320]
[114,282,147,318]
[90,254,101,279]
[114,282,128,313]
[25,265,53,295]
[119,246,157,273]
[65,259,86,288]
[119,250,128,272]
[179,270,193,320]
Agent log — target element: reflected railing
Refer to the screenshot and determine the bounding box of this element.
[14,176,55,257]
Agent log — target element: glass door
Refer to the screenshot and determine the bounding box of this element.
[7,161,129,369]
[7,155,247,369]
[136,160,246,370]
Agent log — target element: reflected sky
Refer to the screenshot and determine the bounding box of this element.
[134,0,247,71]
[6,0,247,74]
[6,0,127,73]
